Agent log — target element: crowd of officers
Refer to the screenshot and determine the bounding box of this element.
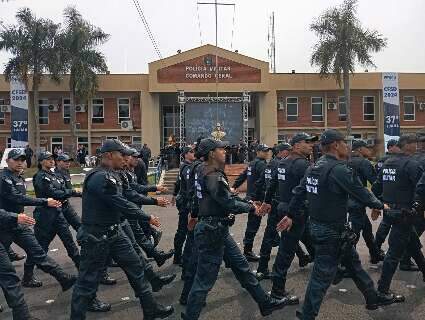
[0,129,425,320]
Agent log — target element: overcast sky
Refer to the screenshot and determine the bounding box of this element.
[1,0,424,74]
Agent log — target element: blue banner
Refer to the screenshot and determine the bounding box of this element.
[382,73,400,151]
[10,79,29,147]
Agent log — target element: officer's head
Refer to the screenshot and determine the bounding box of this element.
[397,135,417,155]
[56,153,73,170]
[6,149,27,173]
[352,140,373,158]
[417,134,425,152]
[182,146,195,162]
[320,129,348,159]
[100,139,128,169]
[38,151,55,170]
[256,144,272,159]
[197,138,227,166]
[386,139,400,154]
[127,148,140,168]
[290,133,318,157]
[274,143,291,158]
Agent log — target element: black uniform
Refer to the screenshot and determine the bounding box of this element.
[232,156,267,255]
[0,168,76,291]
[0,209,32,319]
[263,155,314,300]
[27,169,80,272]
[347,154,382,262]
[54,167,82,231]
[70,165,173,320]
[372,153,425,293]
[173,160,192,263]
[184,165,287,319]
[289,154,388,319]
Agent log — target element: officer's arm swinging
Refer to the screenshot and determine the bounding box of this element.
[232,167,248,189]
[1,178,47,207]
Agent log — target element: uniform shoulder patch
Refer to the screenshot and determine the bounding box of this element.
[43,176,51,182]
[4,178,13,185]
[217,174,229,186]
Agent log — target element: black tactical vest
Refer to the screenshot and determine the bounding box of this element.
[277,157,307,203]
[307,156,348,224]
[197,167,229,218]
[381,154,415,207]
[348,155,368,186]
[246,158,263,199]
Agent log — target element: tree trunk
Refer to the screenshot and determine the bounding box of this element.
[69,86,77,159]
[343,71,352,137]
[87,97,92,156]
[32,76,40,154]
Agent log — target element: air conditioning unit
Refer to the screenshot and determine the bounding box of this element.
[278,101,285,110]
[418,102,425,111]
[0,105,11,113]
[120,120,133,130]
[327,102,337,110]
[75,104,87,112]
[48,104,60,112]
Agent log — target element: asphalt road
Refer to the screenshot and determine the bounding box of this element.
[1,197,425,320]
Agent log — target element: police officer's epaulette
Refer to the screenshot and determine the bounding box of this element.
[217,174,229,187]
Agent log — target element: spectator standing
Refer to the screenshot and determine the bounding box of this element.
[24,145,33,168]
[141,143,152,169]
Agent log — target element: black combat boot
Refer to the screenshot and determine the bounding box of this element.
[150,274,176,292]
[8,249,26,262]
[50,268,77,292]
[152,249,175,267]
[255,256,270,281]
[99,271,117,285]
[399,258,419,271]
[141,295,174,320]
[152,229,163,248]
[258,294,289,316]
[87,297,111,312]
[243,245,260,262]
[22,267,43,288]
[270,284,299,305]
[366,291,405,310]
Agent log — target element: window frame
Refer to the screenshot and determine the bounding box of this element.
[63,98,71,124]
[403,96,415,121]
[92,98,104,123]
[311,97,324,122]
[51,137,63,152]
[117,97,131,123]
[0,98,5,125]
[7,137,11,148]
[338,96,347,121]
[286,97,298,122]
[132,135,142,145]
[77,137,89,149]
[38,98,49,125]
[363,96,375,121]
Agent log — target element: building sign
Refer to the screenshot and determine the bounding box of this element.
[10,79,29,147]
[382,73,400,151]
[157,54,261,83]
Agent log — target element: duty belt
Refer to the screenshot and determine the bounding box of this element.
[199,215,235,226]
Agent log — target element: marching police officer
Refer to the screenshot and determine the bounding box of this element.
[375,139,400,172]
[54,153,82,231]
[260,133,317,303]
[278,129,397,320]
[183,138,289,320]
[372,134,425,298]
[172,146,196,265]
[70,139,173,320]
[0,208,39,320]
[232,143,271,261]
[347,140,384,264]
[27,151,80,273]
[0,149,77,290]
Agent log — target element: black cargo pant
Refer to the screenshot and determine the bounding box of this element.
[127,219,157,257]
[174,206,189,261]
[25,208,80,274]
[243,212,262,252]
[0,225,69,284]
[378,218,425,293]
[348,207,380,259]
[70,224,157,320]
[0,241,31,320]
[62,202,82,232]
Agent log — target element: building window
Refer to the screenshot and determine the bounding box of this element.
[338,96,347,121]
[132,136,142,146]
[311,97,324,122]
[363,96,375,121]
[92,98,104,123]
[277,131,288,144]
[63,98,71,124]
[118,98,130,123]
[0,98,5,125]
[403,96,415,121]
[77,137,89,149]
[286,97,298,122]
[51,137,63,152]
[7,137,11,148]
[39,99,49,124]
[162,105,184,147]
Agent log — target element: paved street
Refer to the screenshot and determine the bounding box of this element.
[1,197,425,320]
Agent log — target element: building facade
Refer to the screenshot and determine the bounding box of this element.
[0,44,424,155]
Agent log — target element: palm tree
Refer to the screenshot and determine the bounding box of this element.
[60,6,109,156]
[310,0,387,136]
[0,8,61,151]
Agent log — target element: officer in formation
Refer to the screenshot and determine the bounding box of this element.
[172,146,196,265]
[0,149,77,315]
[70,139,173,320]
[278,129,399,319]
[259,133,317,304]
[182,138,289,320]
[232,143,271,261]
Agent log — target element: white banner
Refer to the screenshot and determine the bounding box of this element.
[382,73,400,151]
[10,79,29,147]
